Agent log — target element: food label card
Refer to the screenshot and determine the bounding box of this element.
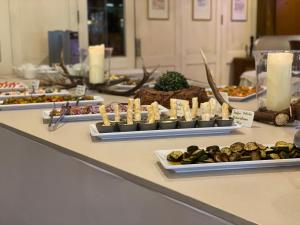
[231,109,254,128]
[175,99,189,117]
[31,80,40,90]
[75,85,87,96]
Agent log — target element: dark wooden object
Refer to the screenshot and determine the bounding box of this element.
[232,57,255,86]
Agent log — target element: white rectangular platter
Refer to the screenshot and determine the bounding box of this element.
[89,123,241,141]
[0,90,70,100]
[42,105,168,123]
[0,96,103,111]
[155,148,300,173]
[206,86,266,102]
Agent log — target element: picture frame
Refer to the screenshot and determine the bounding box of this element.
[192,0,212,21]
[147,0,169,20]
[231,0,248,21]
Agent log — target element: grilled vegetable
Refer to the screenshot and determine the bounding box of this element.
[270,153,280,160]
[167,151,183,162]
[245,142,258,151]
[206,145,220,154]
[251,151,261,160]
[166,141,299,165]
[187,145,199,154]
[221,147,232,156]
[230,142,245,152]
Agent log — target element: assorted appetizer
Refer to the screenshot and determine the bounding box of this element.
[49,103,149,117]
[95,97,236,133]
[167,141,300,165]
[207,86,256,97]
[0,88,67,97]
[2,95,94,105]
[0,81,26,89]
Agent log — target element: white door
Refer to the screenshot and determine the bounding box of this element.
[179,0,222,84]
[135,0,181,73]
[0,0,13,75]
[77,0,135,69]
[218,0,257,84]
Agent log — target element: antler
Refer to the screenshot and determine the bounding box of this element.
[200,49,234,111]
[97,63,159,96]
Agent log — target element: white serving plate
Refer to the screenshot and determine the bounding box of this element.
[89,123,241,141]
[0,89,70,100]
[0,82,27,92]
[155,147,300,173]
[0,96,104,111]
[206,86,266,102]
[114,82,155,90]
[42,105,168,123]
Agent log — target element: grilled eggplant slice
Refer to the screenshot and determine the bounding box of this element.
[270,153,280,159]
[251,151,261,160]
[187,145,199,154]
[230,142,245,152]
[206,145,220,154]
[229,152,241,162]
[221,147,232,156]
[167,151,184,162]
[245,142,258,151]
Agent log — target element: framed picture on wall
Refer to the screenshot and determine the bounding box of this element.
[231,0,248,21]
[192,0,212,21]
[148,0,169,20]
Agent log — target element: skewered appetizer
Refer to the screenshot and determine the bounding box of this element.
[167,141,300,165]
[49,103,149,117]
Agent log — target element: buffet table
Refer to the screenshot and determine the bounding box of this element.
[0,90,299,225]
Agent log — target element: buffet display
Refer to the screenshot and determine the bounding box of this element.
[155,141,300,173]
[90,97,240,141]
[0,95,103,111]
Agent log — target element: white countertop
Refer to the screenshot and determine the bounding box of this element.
[0,76,299,224]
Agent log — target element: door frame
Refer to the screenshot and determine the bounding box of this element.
[77,0,135,69]
[0,0,13,75]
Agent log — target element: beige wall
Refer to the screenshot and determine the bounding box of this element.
[137,0,257,85]
[1,0,256,84]
[9,0,78,66]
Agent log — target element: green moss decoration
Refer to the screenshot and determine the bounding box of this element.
[154,71,189,92]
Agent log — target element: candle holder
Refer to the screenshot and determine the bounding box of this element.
[254,50,300,111]
[253,50,300,125]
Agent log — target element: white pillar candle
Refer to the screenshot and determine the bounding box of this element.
[266,52,293,111]
[88,44,105,84]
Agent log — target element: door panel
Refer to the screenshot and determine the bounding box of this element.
[0,0,12,75]
[135,0,180,73]
[180,0,220,83]
[78,0,135,69]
